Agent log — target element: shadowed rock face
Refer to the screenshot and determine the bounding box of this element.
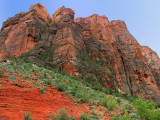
[75,16,160,103]
[0,3,160,103]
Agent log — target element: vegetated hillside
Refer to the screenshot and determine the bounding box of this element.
[0,3,160,120]
[0,51,160,120]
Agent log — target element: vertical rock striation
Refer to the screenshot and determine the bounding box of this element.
[0,3,50,59]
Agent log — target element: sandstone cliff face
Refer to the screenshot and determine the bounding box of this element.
[51,6,83,75]
[0,3,50,59]
[109,21,160,103]
[0,3,160,103]
[75,16,160,103]
[142,46,160,90]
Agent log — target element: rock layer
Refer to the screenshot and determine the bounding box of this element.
[0,3,160,103]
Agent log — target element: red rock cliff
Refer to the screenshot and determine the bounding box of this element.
[0,3,50,59]
[0,3,160,103]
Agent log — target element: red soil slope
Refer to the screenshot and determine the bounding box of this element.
[0,70,91,120]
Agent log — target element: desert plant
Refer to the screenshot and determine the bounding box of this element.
[47,114,57,120]
[111,112,133,120]
[7,69,14,74]
[43,79,52,86]
[0,69,5,78]
[79,113,90,120]
[23,112,33,120]
[39,86,47,94]
[80,111,100,120]
[90,111,100,120]
[55,83,66,92]
[89,106,94,110]
[82,93,89,103]
[130,113,139,120]
[148,109,160,120]
[117,98,121,104]
[58,108,74,120]
[156,104,160,108]
[123,104,132,111]
[24,88,28,92]
[100,96,117,111]
[133,99,156,120]
[48,108,74,120]
[34,81,40,87]
[120,111,132,120]
[9,76,17,81]
[111,114,121,120]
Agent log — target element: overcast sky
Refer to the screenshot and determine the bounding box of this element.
[0,0,160,57]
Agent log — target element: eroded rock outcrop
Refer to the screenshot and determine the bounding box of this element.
[0,3,50,59]
[0,3,160,103]
[110,20,160,103]
[75,16,160,103]
[142,46,160,90]
[51,6,84,75]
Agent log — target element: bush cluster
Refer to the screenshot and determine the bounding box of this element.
[133,99,160,120]
[80,111,100,120]
[0,69,5,78]
[100,96,117,111]
[9,76,17,81]
[23,112,33,120]
[47,108,74,120]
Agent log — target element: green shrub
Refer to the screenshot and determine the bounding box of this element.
[9,76,17,81]
[48,108,74,120]
[7,69,14,74]
[58,108,74,120]
[82,93,89,103]
[120,111,132,120]
[68,85,79,96]
[111,114,121,120]
[148,109,160,120]
[90,111,100,120]
[130,113,139,120]
[47,114,56,120]
[34,81,40,87]
[23,112,33,120]
[89,106,94,110]
[39,88,45,94]
[111,112,133,120]
[80,112,100,120]
[75,92,83,99]
[39,86,47,94]
[0,69,5,78]
[123,104,132,111]
[156,104,160,108]
[100,96,117,111]
[117,98,121,104]
[79,113,90,120]
[133,99,156,119]
[55,83,65,92]
[23,73,32,79]
[43,79,52,86]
